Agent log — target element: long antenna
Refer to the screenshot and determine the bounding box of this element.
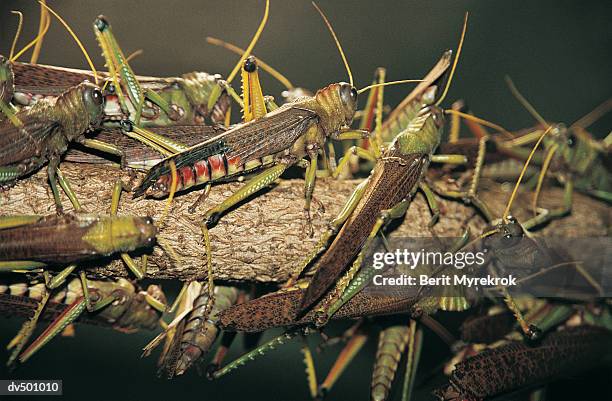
[206,36,294,89]
[435,12,468,106]
[502,126,552,220]
[225,0,270,84]
[37,1,98,84]
[11,12,50,62]
[9,11,23,61]
[357,79,423,95]
[312,2,353,87]
[505,76,548,127]
[31,0,49,63]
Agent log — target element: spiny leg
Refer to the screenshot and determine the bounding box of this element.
[285,179,368,287]
[300,335,318,399]
[203,163,288,228]
[210,328,305,379]
[430,138,493,222]
[318,325,368,398]
[7,273,52,367]
[19,296,87,363]
[316,200,412,326]
[111,180,146,279]
[400,320,423,401]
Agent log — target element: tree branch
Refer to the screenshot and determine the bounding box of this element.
[1,164,608,282]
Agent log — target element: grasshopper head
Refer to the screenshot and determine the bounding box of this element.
[313,82,357,135]
[94,15,111,32]
[339,82,358,122]
[484,216,524,250]
[80,81,105,128]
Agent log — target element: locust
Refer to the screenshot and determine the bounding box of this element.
[499,78,611,225]
[0,276,166,333]
[0,80,130,211]
[133,2,421,236]
[436,305,612,401]
[446,79,611,228]
[146,283,241,379]
[3,3,230,161]
[0,177,160,365]
[89,0,275,156]
[1,276,167,365]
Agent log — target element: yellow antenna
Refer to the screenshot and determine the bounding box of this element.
[435,12,468,106]
[225,0,270,84]
[206,36,294,89]
[36,1,98,85]
[31,0,49,63]
[11,11,50,62]
[312,2,353,87]
[505,76,548,127]
[9,11,23,61]
[502,126,552,220]
[444,109,514,139]
[531,144,558,216]
[357,79,423,95]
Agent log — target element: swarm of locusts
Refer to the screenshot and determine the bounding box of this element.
[1,1,610,400]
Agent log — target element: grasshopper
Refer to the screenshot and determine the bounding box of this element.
[147,283,241,378]
[447,79,611,228]
[436,317,612,401]
[0,178,163,365]
[0,80,129,212]
[0,276,166,333]
[2,276,167,365]
[216,11,474,330]
[0,213,155,268]
[3,3,229,160]
[133,3,421,237]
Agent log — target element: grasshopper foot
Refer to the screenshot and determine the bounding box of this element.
[204,212,221,229]
[524,324,543,343]
[303,209,315,238]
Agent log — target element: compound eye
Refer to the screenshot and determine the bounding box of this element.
[567,134,576,148]
[350,87,357,101]
[92,89,104,105]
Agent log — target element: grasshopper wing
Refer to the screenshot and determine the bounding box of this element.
[134,106,318,197]
[0,115,59,166]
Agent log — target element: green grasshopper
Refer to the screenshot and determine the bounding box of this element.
[0,80,128,212]
[4,3,229,160]
[0,178,162,365]
[1,276,166,365]
[499,78,611,225]
[446,79,611,228]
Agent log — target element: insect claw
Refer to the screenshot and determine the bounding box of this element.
[525,324,543,343]
[205,213,221,229]
[205,363,218,380]
[303,210,315,238]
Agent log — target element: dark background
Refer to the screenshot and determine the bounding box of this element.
[0,1,610,400]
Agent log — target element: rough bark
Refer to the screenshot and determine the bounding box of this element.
[1,163,609,282]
